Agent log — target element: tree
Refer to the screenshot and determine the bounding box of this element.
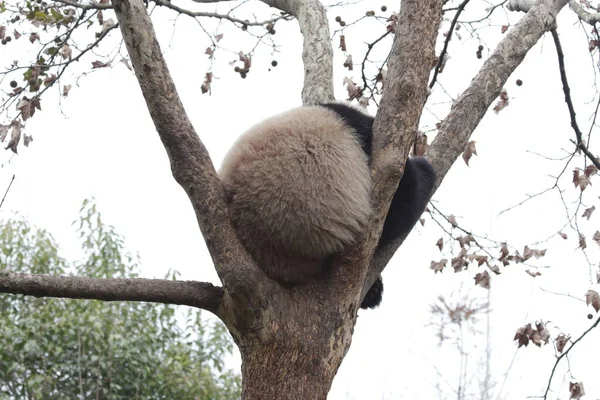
[0,201,241,399]
[2,0,596,398]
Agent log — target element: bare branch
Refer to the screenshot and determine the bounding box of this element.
[261,0,334,104]
[543,315,600,399]
[110,0,263,297]
[551,28,600,169]
[371,0,569,275]
[0,272,223,315]
[51,0,288,26]
[430,0,471,89]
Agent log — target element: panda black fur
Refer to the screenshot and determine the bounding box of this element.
[219,102,435,309]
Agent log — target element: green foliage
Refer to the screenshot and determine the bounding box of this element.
[0,200,241,400]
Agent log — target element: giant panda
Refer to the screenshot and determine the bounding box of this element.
[219,102,435,309]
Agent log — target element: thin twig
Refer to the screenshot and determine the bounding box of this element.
[0,174,15,209]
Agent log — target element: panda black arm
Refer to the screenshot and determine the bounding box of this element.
[379,156,436,246]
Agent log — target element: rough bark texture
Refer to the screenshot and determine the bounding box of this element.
[261,0,335,105]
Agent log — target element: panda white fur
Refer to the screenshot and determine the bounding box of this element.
[219,102,435,309]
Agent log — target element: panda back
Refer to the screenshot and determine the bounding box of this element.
[219,106,372,278]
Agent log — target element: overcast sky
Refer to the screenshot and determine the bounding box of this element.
[2,1,600,398]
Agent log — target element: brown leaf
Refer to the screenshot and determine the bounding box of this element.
[555,333,570,353]
[462,140,477,166]
[23,134,33,147]
[489,264,501,275]
[525,269,541,277]
[63,84,72,97]
[535,322,550,345]
[457,235,474,248]
[0,26,5,40]
[339,35,346,52]
[436,238,443,251]
[493,89,509,113]
[5,121,22,154]
[573,168,591,191]
[205,47,214,58]
[585,164,598,177]
[0,124,9,142]
[501,25,508,34]
[475,255,488,266]
[447,214,458,227]
[215,33,224,42]
[585,289,600,312]
[413,131,429,157]
[582,205,595,220]
[98,10,104,25]
[593,231,600,247]
[201,72,212,95]
[514,324,531,348]
[29,33,40,44]
[569,381,585,399]
[430,259,447,273]
[559,231,568,239]
[499,242,509,260]
[60,44,72,60]
[343,55,353,71]
[474,271,490,289]
[13,30,21,40]
[91,60,110,69]
[579,233,587,250]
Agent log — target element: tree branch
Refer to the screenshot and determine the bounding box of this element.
[110,0,263,298]
[346,0,443,301]
[0,272,223,315]
[568,0,600,25]
[551,28,600,169]
[261,0,334,104]
[371,0,569,277]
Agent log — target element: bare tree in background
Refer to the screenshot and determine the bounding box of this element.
[2,0,592,398]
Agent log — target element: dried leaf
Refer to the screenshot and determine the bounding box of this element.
[91,60,110,69]
[462,140,477,165]
[559,231,568,239]
[436,238,443,251]
[514,324,531,348]
[493,89,509,113]
[5,121,22,154]
[63,84,72,97]
[339,35,346,52]
[585,164,598,177]
[501,25,508,34]
[489,264,501,274]
[582,206,595,220]
[343,55,353,71]
[60,44,72,60]
[205,47,214,58]
[215,33,224,42]
[29,33,40,44]
[447,214,458,227]
[430,259,447,273]
[569,381,585,399]
[0,124,9,142]
[585,289,600,312]
[525,269,541,277]
[474,271,490,289]
[555,333,570,353]
[579,234,587,250]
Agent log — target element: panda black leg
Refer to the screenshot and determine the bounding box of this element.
[361,276,383,309]
[362,157,435,309]
[379,156,436,246]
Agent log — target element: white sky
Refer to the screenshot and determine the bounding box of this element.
[2,1,600,399]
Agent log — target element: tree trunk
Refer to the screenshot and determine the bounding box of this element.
[230,295,356,399]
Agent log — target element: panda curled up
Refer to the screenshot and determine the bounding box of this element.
[219,102,436,309]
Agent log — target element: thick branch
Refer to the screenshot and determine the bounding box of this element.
[371,0,569,274]
[110,0,262,297]
[261,0,334,105]
[551,28,600,169]
[567,0,600,25]
[345,0,442,300]
[0,272,223,315]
